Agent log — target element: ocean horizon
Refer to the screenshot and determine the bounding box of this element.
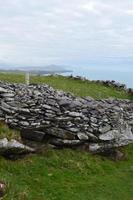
[60,65,133,88]
[0,64,132,88]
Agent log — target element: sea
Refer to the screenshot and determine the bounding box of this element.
[60,65,133,88]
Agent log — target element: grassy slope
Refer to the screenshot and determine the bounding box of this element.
[0,73,132,200]
[0,73,132,99]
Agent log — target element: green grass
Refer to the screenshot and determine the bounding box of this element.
[0,73,132,99]
[0,72,132,199]
[0,122,20,141]
[0,145,133,200]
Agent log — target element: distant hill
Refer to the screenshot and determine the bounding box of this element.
[0,63,73,74]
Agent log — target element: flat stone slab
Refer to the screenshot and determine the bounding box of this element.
[0,138,35,156]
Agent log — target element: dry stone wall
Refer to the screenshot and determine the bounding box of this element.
[0,82,132,153]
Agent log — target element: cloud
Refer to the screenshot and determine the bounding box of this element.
[125,9,133,15]
[80,2,100,14]
[0,0,133,66]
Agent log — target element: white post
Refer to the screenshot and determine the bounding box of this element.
[25,72,30,85]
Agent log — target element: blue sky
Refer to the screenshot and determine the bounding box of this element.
[0,0,133,69]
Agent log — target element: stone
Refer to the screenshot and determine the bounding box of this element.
[5,97,14,102]
[99,130,119,141]
[0,138,35,157]
[42,104,51,110]
[7,139,34,151]
[99,125,111,134]
[110,150,125,161]
[128,120,133,125]
[56,116,72,122]
[45,127,76,140]
[45,113,56,118]
[0,138,8,147]
[19,121,30,127]
[90,117,97,123]
[0,87,8,93]
[33,90,42,96]
[58,99,71,106]
[30,122,41,127]
[66,127,79,133]
[0,181,6,198]
[86,132,98,141]
[47,99,57,106]
[1,93,14,98]
[68,112,83,117]
[89,143,101,152]
[18,108,30,114]
[89,143,115,153]
[50,138,83,146]
[69,100,82,108]
[1,101,17,111]
[21,130,46,142]
[77,132,89,140]
[0,106,15,114]
[115,125,133,146]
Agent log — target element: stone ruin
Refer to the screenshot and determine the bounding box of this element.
[0,81,132,158]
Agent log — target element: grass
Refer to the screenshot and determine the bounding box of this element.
[0,122,21,141]
[0,72,132,199]
[0,73,132,99]
[0,145,133,200]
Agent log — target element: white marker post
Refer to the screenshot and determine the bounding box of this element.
[25,72,30,85]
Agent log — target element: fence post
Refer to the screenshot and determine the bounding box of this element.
[25,72,30,85]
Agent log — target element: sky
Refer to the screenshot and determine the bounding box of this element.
[0,0,133,69]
